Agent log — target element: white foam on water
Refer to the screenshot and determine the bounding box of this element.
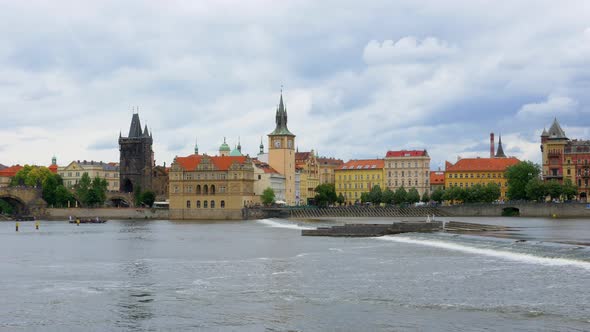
[378,235,590,271]
[257,219,314,230]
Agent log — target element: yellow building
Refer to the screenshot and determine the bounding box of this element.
[318,157,344,185]
[168,154,259,219]
[445,157,520,200]
[58,160,120,192]
[268,93,296,205]
[296,150,320,205]
[335,159,385,205]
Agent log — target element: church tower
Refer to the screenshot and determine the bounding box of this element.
[268,92,296,205]
[119,113,154,193]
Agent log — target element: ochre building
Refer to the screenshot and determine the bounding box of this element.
[318,157,344,185]
[384,150,431,196]
[295,150,320,205]
[335,159,385,205]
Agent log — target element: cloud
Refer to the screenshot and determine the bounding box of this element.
[517,94,578,118]
[88,137,118,151]
[363,37,457,65]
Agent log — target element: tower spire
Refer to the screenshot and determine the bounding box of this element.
[495,134,507,158]
[194,137,199,154]
[259,136,264,154]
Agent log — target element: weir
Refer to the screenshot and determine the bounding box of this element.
[301,221,443,237]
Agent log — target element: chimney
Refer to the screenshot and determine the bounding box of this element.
[490,133,495,158]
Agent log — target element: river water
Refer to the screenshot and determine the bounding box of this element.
[1,217,589,331]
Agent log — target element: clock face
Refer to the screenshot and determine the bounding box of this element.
[274,139,281,148]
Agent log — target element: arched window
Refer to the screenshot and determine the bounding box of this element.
[196,200,201,208]
[196,185,201,194]
[203,200,208,208]
[221,200,225,208]
[204,185,209,195]
[186,200,191,208]
[211,185,216,195]
[210,200,215,208]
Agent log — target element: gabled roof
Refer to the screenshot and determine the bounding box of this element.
[317,157,344,166]
[174,154,249,171]
[445,157,520,172]
[0,165,23,177]
[337,159,384,170]
[548,118,567,139]
[386,150,428,158]
[430,171,445,184]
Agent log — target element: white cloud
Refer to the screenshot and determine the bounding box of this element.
[517,95,578,118]
[363,37,457,65]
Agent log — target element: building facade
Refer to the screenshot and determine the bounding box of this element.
[384,150,431,196]
[58,161,120,191]
[169,154,259,219]
[0,165,23,187]
[430,170,445,192]
[268,93,296,205]
[335,159,385,205]
[119,113,154,193]
[541,118,590,200]
[295,151,320,205]
[445,157,520,200]
[318,157,344,185]
[253,160,286,203]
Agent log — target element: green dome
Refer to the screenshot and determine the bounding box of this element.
[229,148,242,156]
[219,137,231,152]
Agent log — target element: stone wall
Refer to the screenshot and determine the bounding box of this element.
[440,203,590,218]
[46,208,169,220]
[169,208,244,220]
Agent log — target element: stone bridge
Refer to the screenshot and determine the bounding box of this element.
[0,187,47,216]
[439,202,590,218]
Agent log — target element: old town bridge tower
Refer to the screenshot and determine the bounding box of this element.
[119,113,154,193]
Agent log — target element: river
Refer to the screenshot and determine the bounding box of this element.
[1,217,589,331]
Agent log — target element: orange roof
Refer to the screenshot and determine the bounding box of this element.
[0,165,23,177]
[445,157,520,172]
[386,150,428,158]
[337,159,384,171]
[175,154,249,171]
[430,171,445,184]
[253,160,280,174]
[295,152,312,161]
[317,157,343,166]
[48,164,58,174]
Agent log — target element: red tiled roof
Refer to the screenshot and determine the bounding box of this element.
[0,165,23,177]
[430,171,445,184]
[48,164,58,174]
[175,155,249,171]
[336,159,384,170]
[317,157,343,166]
[445,157,520,172]
[295,152,312,161]
[253,160,280,174]
[386,150,428,158]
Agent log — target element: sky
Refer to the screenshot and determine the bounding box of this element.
[1,0,590,170]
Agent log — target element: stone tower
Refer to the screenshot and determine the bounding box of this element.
[119,113,154,193]
[268,92,296,205]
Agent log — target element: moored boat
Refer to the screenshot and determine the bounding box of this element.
[69,217,108,224]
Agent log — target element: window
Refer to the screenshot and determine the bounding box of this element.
[204,200,208,208]
[258,175,261,180]
[211,185,216,195]
[221,200,225,208]
[186,200,191,208]
[196,200,201,208]
[204,185,208,195]
[211,200,215,208]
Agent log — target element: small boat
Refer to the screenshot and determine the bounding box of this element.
[69,217,108,224]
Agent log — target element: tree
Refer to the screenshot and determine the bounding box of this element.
[0,199,14,214]
[431,188,445,203]
[87,176,108,207]
[421,191,430,203]
[141,191,156,207]
[55,185,75,208]
[392,186,407,205]
[261,187,275,206]
[382,188,394,205]
[562,179,578,201]
[505,161,541,201]
[360,192,369,204]
[134,185,143,206]
[443,186,465,204]
[525,178,547,202]
[368,185,382,205]
[75,173,92,205]
[42,174,59,206]
[314,183,337,207]
[545,180,563,201]
[407,187,420,204]
[337,193,345,206]
[482,183,501,203]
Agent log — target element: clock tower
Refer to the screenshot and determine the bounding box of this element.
[268,92,296,205]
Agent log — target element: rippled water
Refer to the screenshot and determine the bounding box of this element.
[1,217,589,331]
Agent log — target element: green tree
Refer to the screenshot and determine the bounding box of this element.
[562,179,578,201]
[382,188,394,205]
[55,185,75,208]
[482,183,501,203]
[360,192,369,204]
[421,191,430,203]
[75,173,92,205]
[314,183,337,207]
[545,180,563,201]
[0,199,14,214]
[141,191,156,207]
[11,165,55,188]
[42,174,59,206]
[431,188,445,203]
[525,178,547,202]
[337,193,345,206]
[393,186,407,205]
[261,187,275,206]
[87,176,108,206]
[443,186,465,204]
[134,185,143,206]
[407,187,420,204]
[505,161,541,200]
[368,185,382,205]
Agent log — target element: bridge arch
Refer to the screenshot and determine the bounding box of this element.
[0,195,28,216]
[502,207,520,216]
